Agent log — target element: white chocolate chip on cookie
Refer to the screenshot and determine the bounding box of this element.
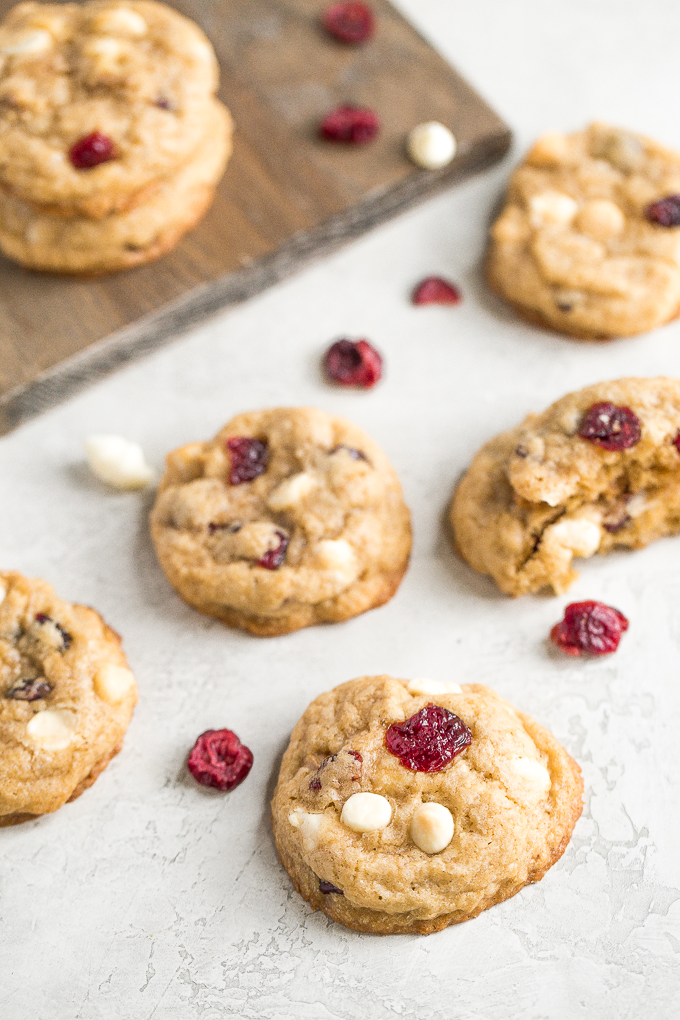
[340,792,392,833]
[267,472,316,511]
[93,663,136,705]
[26,709,77,751]
[1,29,51,55]
[528,190,578,227]
[91,7,147,36]
[576,199,625,240]
[507,756,552,804]
[407,678,463,696]
[410,802,454,854]
[288,810,326,850]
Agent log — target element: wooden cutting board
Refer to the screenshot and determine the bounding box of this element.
[0,0,510,435]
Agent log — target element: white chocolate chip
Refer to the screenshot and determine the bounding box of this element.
[626,492,648,517]
[576,199,626,240]
[410,802,454,854]
[542,517,601,558]
[406,678,463,696]
[406,121,457,170]
[92,8,147,36]
[85,435,155,489]
[528,190,578,227]
[507,756,552,803]
[93,662,135,705]
[288,810,326,849]
[1,29,52,55]
[266,472,316,510]
[0,583,5,606]
[340,792,392,833]
[83,36,123,59]
[26,709,76,750]
[525,132,569,168]
[312,539,356,571]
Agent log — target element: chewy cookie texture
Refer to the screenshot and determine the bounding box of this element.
[450,377,680,596]
[0,571,137,825]
[150,407,412,636]
[0,0,232,272]
[271,675,583,934]
[488,123,680,338]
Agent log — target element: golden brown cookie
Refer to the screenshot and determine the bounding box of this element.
[488,123,680,338]
[0,0,221,217]
[271,675,583,934]
[450,377,680,596]
[0,571,137,824]
[150,407,412,636]
[0,98,231,273]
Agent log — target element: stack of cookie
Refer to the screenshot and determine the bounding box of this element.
[0,0,233,274]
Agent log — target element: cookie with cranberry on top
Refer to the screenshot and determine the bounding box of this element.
[271,674,582,934]
[450,377,680,596]
[0,571,137,825]
[150,407,412,636]
[488,123,680,338]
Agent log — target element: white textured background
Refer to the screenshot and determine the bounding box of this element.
[2,1,680,1017]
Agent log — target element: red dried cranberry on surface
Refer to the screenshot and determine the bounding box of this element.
[550,601,629,656]
[227,437,268,484]
[318,879,344,894]
[6,677,52,701]
[673,430,680,455]
[257,531,289,570]
[187,729,253,791]
[385,704,472,772]
[69,132,115,169]
[34,613,72,649]
[412,276,462,306]
[323,338,382,388]
[578,402,641,451]
[322,2,375,43]
[320,105,379,144]
[645,195,680,227]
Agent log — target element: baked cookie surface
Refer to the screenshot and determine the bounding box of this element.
[150,407,412,636]
[450,377,680,596]
[271,675,583,934]
[0,571,137,824]
[0,0,220,217]
[488,123,680,338]
[0,98,231,273]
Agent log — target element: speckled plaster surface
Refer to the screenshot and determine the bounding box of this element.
[2,1,680,1017]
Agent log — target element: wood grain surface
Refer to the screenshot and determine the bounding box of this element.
[0,0,511,435]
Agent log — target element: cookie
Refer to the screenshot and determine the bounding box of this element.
[487,123,680,338]
[0,571,137,824]
[0,0,221,217]
[0,98,231,273]
[450,377,680,596]
[150,407,412,636]
[271,674,583,934]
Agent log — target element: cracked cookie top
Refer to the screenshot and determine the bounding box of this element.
[0,571,137,823]
[149,407,412,636]
[450,377,680,595]
[488,123,680,338]
[271,675,583,934]
[0,0,220,216]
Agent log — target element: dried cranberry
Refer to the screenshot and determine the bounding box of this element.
[385,704,472,772]
[329,445,368,461]
[309,749,362,792]
[257,531,289,570]
[319,879,344,895]
[35,613,72,650]
[578,402,641,451]
[673,430,680,455]
[227,437,268,484]
[322,2,375,43]
[6,676,52,701]
[645,195,680,227]
[323,338,382,388]
[411,276,462,305]
[320,105,379,144]
[69,132,115,169]
[187,729,253,791]
[550,601,629,656]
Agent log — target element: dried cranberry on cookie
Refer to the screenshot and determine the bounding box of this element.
[149,407,412,636]
[271,675,582,934]
[0,571,137,825]
[488,123,680,338]
[450,377,680,595]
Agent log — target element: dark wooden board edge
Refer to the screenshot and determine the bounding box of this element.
[0,121,510,437]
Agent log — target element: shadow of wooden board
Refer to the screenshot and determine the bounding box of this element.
[0,0,511,435]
